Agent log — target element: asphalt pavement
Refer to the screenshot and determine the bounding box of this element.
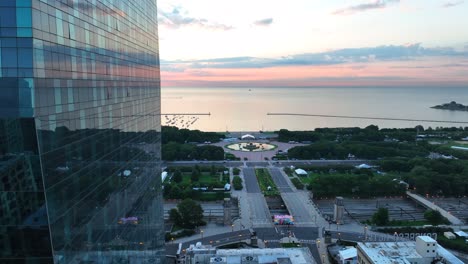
[243,168,261,193]
[269,168,293,193]
[242,168,272,227]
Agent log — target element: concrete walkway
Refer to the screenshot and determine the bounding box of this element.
[406,191,463,225]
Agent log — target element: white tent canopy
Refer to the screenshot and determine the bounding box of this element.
[161,171,168,182]
[356,164,372,169]
[295,168,307,176]
[241,134,255,140]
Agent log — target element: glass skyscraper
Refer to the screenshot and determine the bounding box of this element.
[0,0,164,263]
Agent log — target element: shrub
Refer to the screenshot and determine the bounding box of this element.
[233,176,243,190]
[291,178,304,189]
[233,168,241,176]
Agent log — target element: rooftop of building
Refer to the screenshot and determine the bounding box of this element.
[190,247,315,264]
[358,241,420,264]
[358,238,463,264]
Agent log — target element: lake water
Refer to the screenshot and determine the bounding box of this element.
[161,87,468,132]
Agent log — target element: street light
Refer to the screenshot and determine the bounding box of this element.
[338,232,341,241]
[322,253,325,263]
[231,224,234,232]
[201,230,204,239]
[364,225,368,241]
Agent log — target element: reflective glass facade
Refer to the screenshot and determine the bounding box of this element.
[0,0,163,263]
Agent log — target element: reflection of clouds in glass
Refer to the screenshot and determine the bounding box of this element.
[62,1,126,16]
[158,7,233,30]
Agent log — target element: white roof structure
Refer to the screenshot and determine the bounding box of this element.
[224,183,231,190]
[161,171,168,182]
[295,169,307,175]
[454,231,468,237]
[338,247,357,260]
[241,134,255,140]
[452,146,468,151]
[356,164,372,169]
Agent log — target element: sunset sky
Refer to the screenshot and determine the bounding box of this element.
[158,0,468,87]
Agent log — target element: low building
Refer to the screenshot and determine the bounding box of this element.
[357,236,463,264]
[186,246,316,264]
[444,232,456,240]
[338,247,357,264]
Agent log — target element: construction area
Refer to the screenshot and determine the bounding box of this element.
[314,197,427,224]
[426,197,468,224]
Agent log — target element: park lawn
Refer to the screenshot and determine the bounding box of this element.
[178,172,223,185]
[198,173,216,184]
[298,175,316,185]
[255,168,279,196]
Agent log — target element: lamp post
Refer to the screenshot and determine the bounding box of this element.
[231,224,234,232]
[322,254,325,263]
[364,225,368,241]
[201,230,204,239]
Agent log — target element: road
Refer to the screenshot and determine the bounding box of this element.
[269,168,293,193]
[244,167,261,193]
[164,159,369,168]
[243,168,272,227]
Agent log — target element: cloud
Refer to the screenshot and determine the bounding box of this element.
[442,1,464,8]
[161,43,467,70]
[333,0,400,15]
[158,7,233,30]
[253,18,274,26]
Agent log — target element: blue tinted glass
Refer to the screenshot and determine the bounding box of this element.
[17,38,32,48]
[1,28,16,37]
[17,28,32,37]
[0,0,15,7]
[17,0,32,7]
[16,8,31,27]
[18,48,33,68]
[0,38,16,47]
[1,47,17,67]
[0,8,16,27]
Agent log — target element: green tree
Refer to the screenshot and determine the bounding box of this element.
[233,168,241,176]
[177,199,204,229]
[372,208,389,226]
[232,175,243,190]
[191,167,200,182]
[424,210,446,226]
[173,169,182,183]
[210,165,217,176]
[169,185,181,199]
[169,208,181,226]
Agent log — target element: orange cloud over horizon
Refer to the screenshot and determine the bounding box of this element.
[161,57,468,87]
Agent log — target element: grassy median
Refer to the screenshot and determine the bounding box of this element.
[255,168,279,196]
